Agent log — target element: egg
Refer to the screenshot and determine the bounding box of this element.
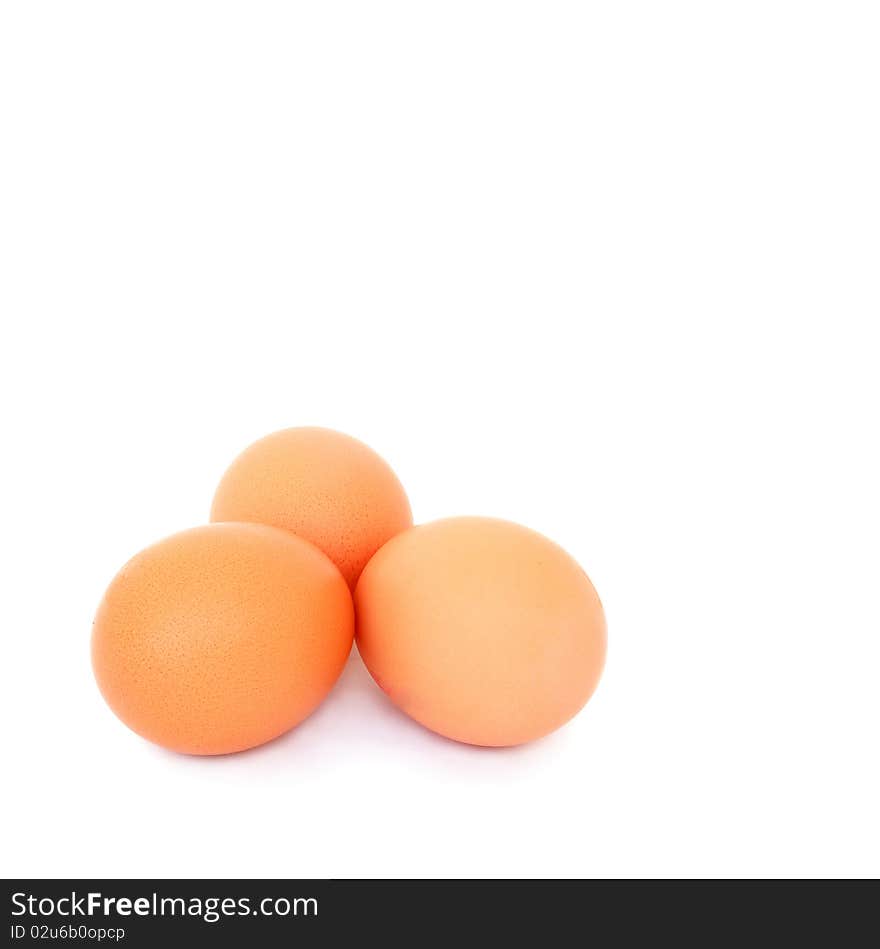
[91,522,353,755]
[210,427,412,590]
[355,516,606,746]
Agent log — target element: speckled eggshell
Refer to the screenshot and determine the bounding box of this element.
[210,427,413,590]
[355,517,606,747]
[91,522,354,755]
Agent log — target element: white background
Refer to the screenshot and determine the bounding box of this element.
[1,2,878,879]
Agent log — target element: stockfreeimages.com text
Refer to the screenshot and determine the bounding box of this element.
[11,892,317,924]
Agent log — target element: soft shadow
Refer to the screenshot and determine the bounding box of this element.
[148,647,562,769]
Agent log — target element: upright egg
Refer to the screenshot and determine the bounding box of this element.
[355,517,606,746]
[211,427,412,589]
[91,523,353,755]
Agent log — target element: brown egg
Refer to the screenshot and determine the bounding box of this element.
[91,523,353,755]
[210,427,412,590]
[355,517,606,747]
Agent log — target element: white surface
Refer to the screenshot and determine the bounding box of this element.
[1,2,878,879]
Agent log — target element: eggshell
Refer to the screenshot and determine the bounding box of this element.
[91,522,354,755]
[355,517,606,746]
[210,427,412,590]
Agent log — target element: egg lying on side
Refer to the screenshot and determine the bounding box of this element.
[355,517,606,747]
[211,427,412,590]
[92,522,354,755]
